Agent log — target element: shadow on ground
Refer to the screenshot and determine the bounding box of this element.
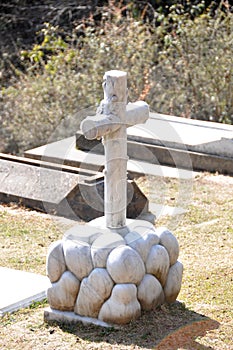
[57,301,220,349]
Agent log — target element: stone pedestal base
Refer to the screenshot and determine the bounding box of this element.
[45,218,183,325]
[44,307,113,328]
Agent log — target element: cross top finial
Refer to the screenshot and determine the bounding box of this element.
[81,70,149,229]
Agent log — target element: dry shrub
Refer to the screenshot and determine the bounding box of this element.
[1,3,232,154]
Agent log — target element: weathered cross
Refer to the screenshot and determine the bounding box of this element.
[81,70,149,229]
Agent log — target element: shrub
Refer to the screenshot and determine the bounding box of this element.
[0,2,232,154]
[149,5,233,123]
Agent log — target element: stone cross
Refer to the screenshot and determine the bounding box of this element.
[81,70,149,229]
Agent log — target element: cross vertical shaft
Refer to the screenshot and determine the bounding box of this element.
[102,71,128,228]
[81,70,149,230]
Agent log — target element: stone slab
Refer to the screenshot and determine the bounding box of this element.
[0,158,81,205]
[44,307,114,328]
[127,112,233,158]
[0,153,152,222]
[75,112,233,174]
[25,137,104,173]
[0,267,50,316]
[25,137,197,179]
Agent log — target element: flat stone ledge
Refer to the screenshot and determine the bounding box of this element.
[44,307,115,328]
[0,268,50,316]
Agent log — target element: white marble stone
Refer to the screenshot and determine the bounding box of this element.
[91,232,125,268]
[98,284,141,324]
[64,223,102,245]
[81,70,149,229]
[137,274,164,311]
[146,244,170,287]
[46,240,66,283]
[74,268,113,318]
[157,227,179,266]
[125,230,160,263]
[125,219,156,234]
[44,307,114,328]
[164,261,183,303]
[106,245,145,285]
[63,239,93,280]
[47,271,80,311]
[44,70,183,325]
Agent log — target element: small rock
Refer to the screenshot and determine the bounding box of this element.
[156,227,179,266]
[47,271,80,311]
[91,232,125,268]
[107,245,145,285]
[74,268,114,318]
[63,239,93,280]
[46,240,66,283]
[164,261,183,303]
[125,230,159,263]
[137,274,164,310]
[98,284,141,324]
[145,244,170,286]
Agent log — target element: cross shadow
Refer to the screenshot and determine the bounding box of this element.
[57,302,220,349]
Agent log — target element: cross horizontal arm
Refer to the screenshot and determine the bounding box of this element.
[81,113,121,140]
[81,101,149,140]
[126,101,149,127]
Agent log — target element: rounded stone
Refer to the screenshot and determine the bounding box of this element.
[47,271,80,311]
[63,239,93,280]
[125,230,160,263]
[106,245,145,285]
[91,232,125,268]
[137,274,164,311]
[145,244,170,287]
[98,284,141,324]
[164,261,183,303]
[74,268,114,318]
[156,227,179,266]
[46,240,66,283]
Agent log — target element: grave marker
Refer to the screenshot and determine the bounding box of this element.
[81,70,149,228]
[45,70,183,325]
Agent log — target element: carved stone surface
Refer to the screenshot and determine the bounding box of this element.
[46,240,66,283]
[157,227,179,266]
[98,284,141,324]
[125,230,160,263]
[45,70,183,325]
[46,219,183,324]
[137,274,164,311]
[145,244,170,287]
[74,268,113,318]
[63,239,93,280]
[47,271,80,311]
[164,261,183,303]
[106,245,145,285]
[91,232,125,268]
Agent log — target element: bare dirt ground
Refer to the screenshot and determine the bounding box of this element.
[0,172,232,349]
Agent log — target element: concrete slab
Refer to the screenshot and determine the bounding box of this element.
[128,112,233,158]
[25,137,104,173]
[0,153,152,222]
[128,159,197,179]
[0,267,50,316]
[75,112,233,174]
[25,137,197,179]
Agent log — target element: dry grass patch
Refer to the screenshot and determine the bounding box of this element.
[0,172,232,349]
